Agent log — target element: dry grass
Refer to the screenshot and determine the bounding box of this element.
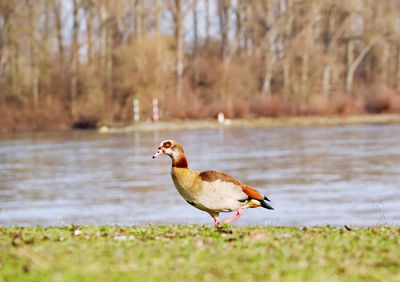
[98,113,400,134]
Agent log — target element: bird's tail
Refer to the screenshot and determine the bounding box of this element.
[242,185,274,210]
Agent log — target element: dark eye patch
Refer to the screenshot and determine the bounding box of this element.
[163,141,172,148]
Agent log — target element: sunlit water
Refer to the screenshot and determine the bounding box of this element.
[1,124,400,227]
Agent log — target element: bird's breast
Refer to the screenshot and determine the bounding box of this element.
[171,168,201,202]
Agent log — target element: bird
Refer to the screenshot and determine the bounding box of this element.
[153,140,273,225]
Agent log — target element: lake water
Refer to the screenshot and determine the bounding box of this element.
[1,124,400,227]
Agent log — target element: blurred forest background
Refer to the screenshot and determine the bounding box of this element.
[1,0,400,131]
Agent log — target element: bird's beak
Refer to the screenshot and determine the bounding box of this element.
[152,148,165,159]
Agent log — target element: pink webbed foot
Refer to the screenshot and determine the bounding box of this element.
[214,217,220,225]
[224,209,244,224]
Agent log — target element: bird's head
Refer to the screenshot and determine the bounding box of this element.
[152,140,183,159]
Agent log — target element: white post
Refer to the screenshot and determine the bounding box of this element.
[152,97,159,122]
[133,97,140,123]
[218,112,225,123]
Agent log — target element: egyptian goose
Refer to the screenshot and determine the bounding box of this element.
[153,140,273,225]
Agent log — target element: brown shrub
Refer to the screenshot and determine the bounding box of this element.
[328,92,365,115]
[363,83,399,113]
[307,95,330,115]
[250,95,295,117]
[0,97,71,133]
[233,96,251,118]
[388,93,400,112]
[165,88,208,120]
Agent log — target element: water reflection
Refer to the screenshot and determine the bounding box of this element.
[1,125,400,226]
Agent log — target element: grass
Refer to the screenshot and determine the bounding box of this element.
[1,225,400,281]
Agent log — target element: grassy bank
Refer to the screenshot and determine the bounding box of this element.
[1,225,399,281]
[98,114,400,133]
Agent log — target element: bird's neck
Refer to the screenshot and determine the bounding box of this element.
[172,153,188,168]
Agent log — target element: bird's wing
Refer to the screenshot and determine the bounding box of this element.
[199,170,264,200]
[241,185,264,200]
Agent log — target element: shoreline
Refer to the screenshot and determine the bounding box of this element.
[98,113,400,133]
[2,113,400,135]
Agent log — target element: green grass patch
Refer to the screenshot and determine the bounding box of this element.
[1,225,399,281]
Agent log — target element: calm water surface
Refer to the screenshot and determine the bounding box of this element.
[1,125,400,226]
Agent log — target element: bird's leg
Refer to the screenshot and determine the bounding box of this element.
[223,209,244,224]
[209,212,220,225]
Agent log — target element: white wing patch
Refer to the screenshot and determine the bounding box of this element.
[196,179,248,212]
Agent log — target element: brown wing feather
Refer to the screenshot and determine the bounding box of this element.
[199,170,242,186]
[242,185,264,200]
[199,170,264,200]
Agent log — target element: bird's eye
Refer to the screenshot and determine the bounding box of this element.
[163,142,172,148]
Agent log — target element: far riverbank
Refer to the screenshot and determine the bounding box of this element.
[98,113,400,133]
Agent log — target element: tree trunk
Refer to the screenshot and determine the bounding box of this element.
[154,0,163,109]
[43,0,51,64]
[322,65,331,98]
[204,0,210,48]
[218,0,230,59]
[244,4,253,55]
[11,40,21,99]
[283,0,293,97]
[346,37,378,93]
[193,1,200,86]
[4,10,22,100]
[135,0,143,39]
[174,0,184,100]
[301,52,309,99]
[71,0,80,118]
[86,0,93,63]
[193,2,198,55]
[100,2,108,66]
[106,18,113,98]
[262,53,276,96]
[40,0,51,99]
[54,0,64,62]
[346,38,354,92]
[100,1,113,97]
[28,0,39,107]
[381,41,389,84]
[283,57,290,97]
[234,2,242,53]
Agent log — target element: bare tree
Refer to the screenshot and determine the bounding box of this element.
[193,0,198,55]
[135,0,143,39]
[70,0,80,117]
[168,0,195,100]
[282,0,293,97]
[27,0,40,106]
[204,0,210,48]
[346,36,379,93]
[84,0,94,63]
[218,0,231,59]
[53,0,64,62]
